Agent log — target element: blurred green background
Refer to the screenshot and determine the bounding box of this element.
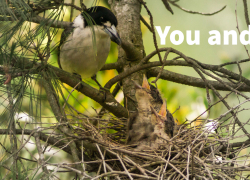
[1,0,250,179]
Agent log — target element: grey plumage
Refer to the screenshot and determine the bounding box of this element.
[149,84,176,137]
[58,6,121,79]
[58,24,74,70]
[126,78,172,150]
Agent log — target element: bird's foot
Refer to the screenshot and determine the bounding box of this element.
[91,75,102,88]
[91,75,110,91]
[73,73,84,90]
[91,75,110,102]
[98,88,108,102]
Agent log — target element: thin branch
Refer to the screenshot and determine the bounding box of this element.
[34,132,50,178]
[138,0,163,64]
[7,82,18,177]
[169,1,226,16]
[96,144,107,179]
[219,58,250,66]
[104,55,250,92]
[151,48,172,84]
[0,15,71,29]
[41,72,83,178]
[140,15,153,32]
[63,2,82,11]
[53,66,129,118]
[0,128,95,163]
[121,40,144,61]
[161,0,174,14]
[148,67,250,90]
[0,62,129,118]
[235,0,250,59]
[69,0,75,22]
[92,171,156,180]
[170,48,250,140]
[243,0,250,26]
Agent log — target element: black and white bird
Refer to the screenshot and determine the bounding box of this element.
[58,6,121,80]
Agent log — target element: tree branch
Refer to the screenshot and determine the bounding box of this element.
[243,0,250,26]
[0,15,71,29]
[0,62,129,118]
[34,132,50,178]
[121,40,144,61]
[110,0,145,113]
[0,128,95,161]
[161,0,174,14]
[140,15,153,32]
[41,72,83,177]
[168,1,226,15]
[147,67,250,92]
[52,66,129,118]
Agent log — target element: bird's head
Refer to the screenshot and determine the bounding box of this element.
[150,100,167,132]
[78,6,121,45]
[134,75,162,104]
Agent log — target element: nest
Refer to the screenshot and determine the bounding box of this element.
[69,113,249,180]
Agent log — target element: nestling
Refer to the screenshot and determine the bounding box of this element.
[126,77,172,150]
[141,75,176,137]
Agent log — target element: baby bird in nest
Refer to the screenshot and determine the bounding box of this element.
[126,76,175,150]
[126,79,154,146]
[142,75,176,138]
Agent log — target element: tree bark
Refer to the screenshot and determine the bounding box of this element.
[109,0,145,113]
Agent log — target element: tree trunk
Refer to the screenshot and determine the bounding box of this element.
[109,0,145,113]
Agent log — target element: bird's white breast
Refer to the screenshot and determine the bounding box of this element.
[60,26,111,79]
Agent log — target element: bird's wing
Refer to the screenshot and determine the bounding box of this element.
[165,109,175,137]
[57,25,74,69]
[149,84,163,104]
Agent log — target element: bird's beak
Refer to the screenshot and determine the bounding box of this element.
[158,100,167,117]
[142,75,150,90]
[104,25,122,45]
[133,80,142,89]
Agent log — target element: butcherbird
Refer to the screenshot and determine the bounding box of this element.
[58,6,121,81]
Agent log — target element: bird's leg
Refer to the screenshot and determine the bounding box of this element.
[91,74,103,88]
[91,74,110,91]
[91,74,109,102]
[73,73,84,90]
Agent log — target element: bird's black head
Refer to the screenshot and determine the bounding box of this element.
[84,6,118,27]
[82,6,121,45]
